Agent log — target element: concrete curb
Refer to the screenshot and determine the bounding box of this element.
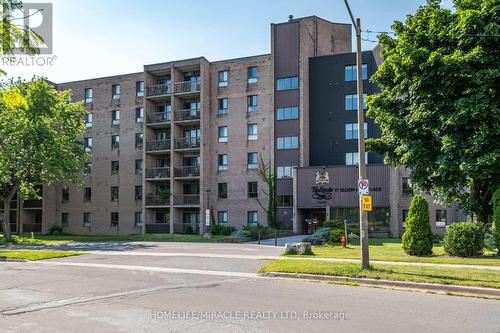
[0,258,28,262]
[262,272,500,299]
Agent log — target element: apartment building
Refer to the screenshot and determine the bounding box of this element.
[3,15,464,237]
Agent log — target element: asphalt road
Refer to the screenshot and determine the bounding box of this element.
[0,242,499,333]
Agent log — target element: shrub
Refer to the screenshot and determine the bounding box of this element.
[327,228,345,245]
[324,220,343,229]
[402,195,433,256]
[493,188,500,254]
[48,224,63,235]
[443,222,485,257]
[210,224,235,236]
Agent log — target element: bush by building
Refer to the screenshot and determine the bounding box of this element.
[402,195,433,256]
[443,222,485,257]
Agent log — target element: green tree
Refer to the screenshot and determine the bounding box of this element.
[402,195,433,256]
[367,0,500,223]
[0,79,87,240]
[493,188,500,254]
[256,156,278,228]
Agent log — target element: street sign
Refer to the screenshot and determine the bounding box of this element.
[358,179,369,195]
[205,209,210,226]
[361,195,372,212]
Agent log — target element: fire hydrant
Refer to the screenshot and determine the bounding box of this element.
[341,235,347,248]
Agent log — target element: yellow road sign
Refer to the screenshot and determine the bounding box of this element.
[361,195,372,212]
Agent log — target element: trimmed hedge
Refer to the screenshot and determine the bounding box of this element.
[493,188,500,254]
[443,222,485,257]
[327,228,345,245]
[402,195,433,256]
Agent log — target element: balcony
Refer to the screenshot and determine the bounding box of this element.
[146,140,171,153]
[23,199,42,209]
[173,194,200,206]
[174,166,200,178]
[146,167,171,180]
[174,137,200,150]
[174,80,200,94]
[174,108,200,122]
[145,195,170,207]
[147,112,172,126]
[147,83,171,98]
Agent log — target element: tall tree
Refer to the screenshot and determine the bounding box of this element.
[0,79,87,240]
[256,157,278,228]
[367,0,500,222]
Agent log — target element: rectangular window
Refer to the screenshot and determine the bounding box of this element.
[84,88,93,103]
[402,209,409,224]
[112,110,120,125]
[84,137,92,152]
[436,210,447,223]
[112,84,120,100]
[345,93,368,111]
[277,136,299,150]
[110,212,119,227]
[247,66,258,84]
[135,212,143,227]
[247,211,258,225]
[276,77,299,90]
[248,182,258,198]
[218,126,228,143]
[218,211,228,225]
[218,70,228,87]
[345,122,368,140]
[61,212,69,227]
[218,183,228,199]
[218,98,228,114]
[277,195,293,207]
[135,185,142,200]
[247,123,258,141]
[345,152,369,165]
[136,107,144,123]
[135,159,143,175]
[218,154,228,171]
[111,186,119,201]
[83,212,91,227]
[136,81,144,97]
[345,64,368,81]
[247,152,258,169]
[85,113,93,128]
[402,177,413,195]
[83,187,91,202]
[84,163,92,176]
[111,135,120,150]
[276,106,299,120]
[277,166,294,179]
[135,133,143,149]
[111,160,119,175]
[247,95,258,112]
[62,188,69,203]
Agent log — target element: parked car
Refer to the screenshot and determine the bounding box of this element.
[302,227,330,245]
[224,230,252,243]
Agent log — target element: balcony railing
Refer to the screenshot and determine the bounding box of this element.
[146,140,171,152]
[147,112,172,124]
[145,195,170,206]
[146,167,171,179]
[174,80,200,94]
[23,199,42,209]
[23,223,42,233]
[174,166,200,178]
[175,137,200,150]
[147,83,172,97]
[174,108,200,122]
[173,194,200,206]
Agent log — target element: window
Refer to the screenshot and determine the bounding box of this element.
[218,211,228,225]
[277,166,294,179]
[247,95,258,112]
[248,182,258,198]
[83,212,91,227]
[247,123,258,140]
[277,136,299,150]
[135,185,142,200]
[111,186,119,201]
[345,122,368,140]
[83,187,91,202]
[277,195,293,207]
[436,210,447,223]
[276,106,299,120]
[247,211,258,226]
[112,110,120,125]
[402,177,413,195]
[111,135,120,150]
[111,160,119,175]
[345,64,368,81]
[247,152,258,169]
[84,137,92,152]
[135,159,143,175]
[136,107,144,123]
[135,133,143,149]
[218,126,228,143]
[218,183,227,199]
[402,209,409,224]
[112,84,120,100]
[84,88,93,103]
[110,212,119,227]
[62,188,69,203]
[135,212,143,227]
[85,113,93,128]
[84,163,92,176]
[136,81,144,97]
[218,70,228,87]
[345,94,368,111]
[345,152,369,165]
[218,154,228,171]
[61,212,69,227]
[276,77,299,90]
[247,66,258,83]
[218,98,228,114]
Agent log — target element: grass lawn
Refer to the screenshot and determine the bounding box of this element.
[259,259,500,289]
[0,249,82,261]
[286,238,500,266]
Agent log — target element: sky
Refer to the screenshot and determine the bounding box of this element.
[3,0,453,83]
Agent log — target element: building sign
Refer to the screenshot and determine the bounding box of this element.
[361,195,372,211]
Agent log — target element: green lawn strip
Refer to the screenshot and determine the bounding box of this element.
[259,259,500,289]
[2,234,226,244]
[0,249,82,261]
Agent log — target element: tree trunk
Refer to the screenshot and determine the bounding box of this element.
[472,179,493,224]
[1,184,19,242]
